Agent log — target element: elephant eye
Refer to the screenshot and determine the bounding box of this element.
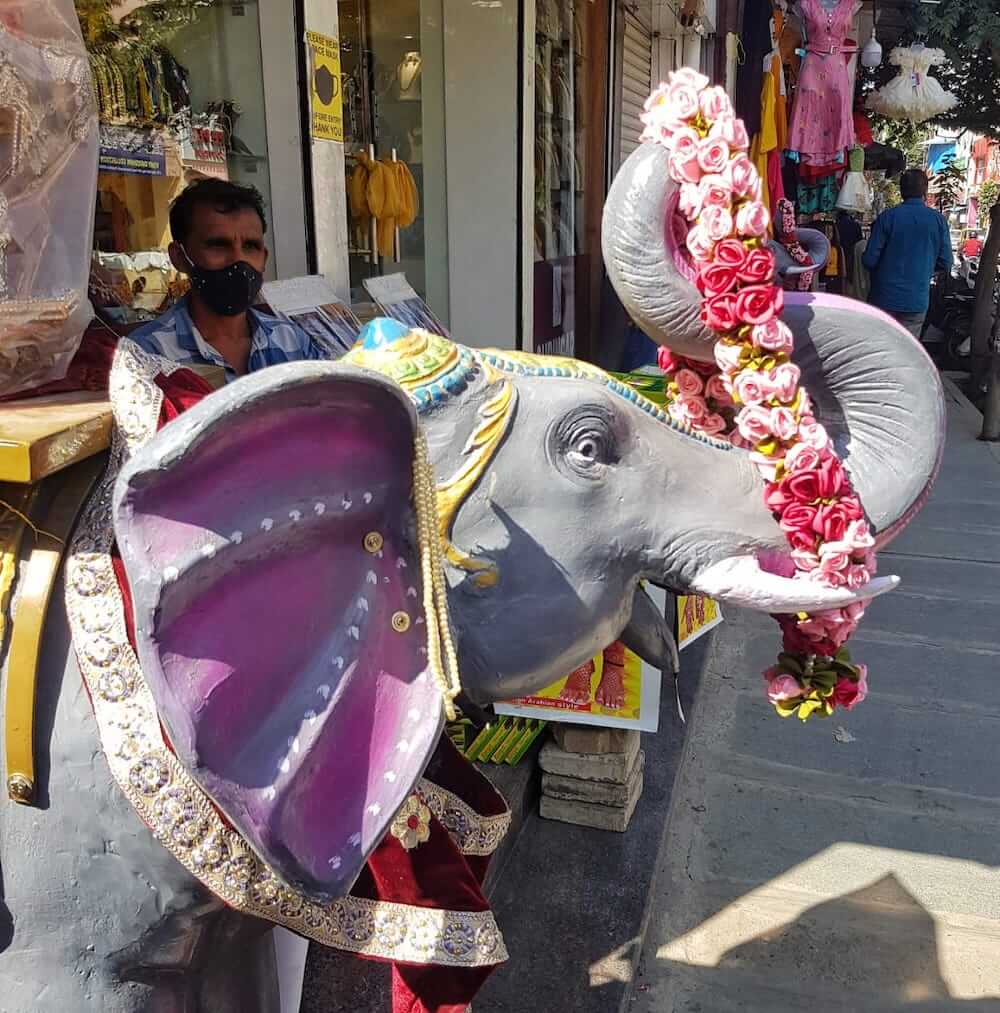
[554,405,619,479]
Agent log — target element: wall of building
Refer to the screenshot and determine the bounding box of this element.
[441,0,520,349]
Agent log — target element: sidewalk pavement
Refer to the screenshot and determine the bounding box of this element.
[629,380,1000,1012]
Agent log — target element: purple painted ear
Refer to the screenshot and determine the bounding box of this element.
[113,363,443,902]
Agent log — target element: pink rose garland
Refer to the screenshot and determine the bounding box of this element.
[642,71,875,721]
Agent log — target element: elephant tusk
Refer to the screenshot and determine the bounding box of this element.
[689,555,899,613]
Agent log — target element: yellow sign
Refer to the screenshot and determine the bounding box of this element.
[306,31,344,143]
[676,594,724,650]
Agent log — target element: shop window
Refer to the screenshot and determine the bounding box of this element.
[79,0,274,328]
[532,0,610,361]
[339,0,443,312]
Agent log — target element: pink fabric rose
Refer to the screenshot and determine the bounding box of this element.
[671,126,701,160]
[686,225,716,262]
[770,406,798,442]
[701,412,728,436]
[729,430,752,450]
[767,673,803,705]
[675,368,705,397]
[714,238,749,271]
[815,555,849,587]
[777,503,819,551]
[724,154,760,198]
[735,284,782,326]
[705,374,734,405]
[699,85,732,121]
[665,80,700,121]
[738,248,776,285]
[711,114,751,153]
[677,393,708,423]
[846,564,871,590]
[701,205,734,242]
[814,502,861,544]
[734,370,767,405]
[678,181,704,220]
[670,151,703,185]
[714,340,744,372]
[844,519,875,553]
[735,404,772,443]
[700,174,735,208]
[698,137,730,175]
[791,548,820,571]
[832,666,868,710]
[657,346,679,373]
[751,318,794,354]
[701,292,739,331]
[770,362,801,402]
[697,263,739,297]
[735,200,770,237]
[797,418,830,450]
[784,442,822,473]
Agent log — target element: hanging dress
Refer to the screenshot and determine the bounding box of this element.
[787,0,856,166]
[865,46,957,124]
[836,146,872,213]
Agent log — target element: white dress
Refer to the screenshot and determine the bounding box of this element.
[866,46,957,124]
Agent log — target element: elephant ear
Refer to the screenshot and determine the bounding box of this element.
[112,362,444,902]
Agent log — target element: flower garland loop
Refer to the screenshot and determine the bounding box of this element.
[641,69,874,721]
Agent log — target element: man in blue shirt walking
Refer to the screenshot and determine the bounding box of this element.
[131,179,330,381]
[862,169,953,339]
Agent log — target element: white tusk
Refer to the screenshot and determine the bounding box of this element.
[690,556,899,613]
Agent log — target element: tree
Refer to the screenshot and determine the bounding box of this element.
[913,0,1000,439]
[930,155,967,215]
[980,179,1000,215]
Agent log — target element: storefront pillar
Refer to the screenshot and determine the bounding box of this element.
[301,0,351,300]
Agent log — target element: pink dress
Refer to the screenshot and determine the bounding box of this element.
[787,0,856,166]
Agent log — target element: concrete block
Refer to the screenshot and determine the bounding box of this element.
[539,732,640,784]
[542,750,645,806]
[551,724,639,755]
[539,772,644,832]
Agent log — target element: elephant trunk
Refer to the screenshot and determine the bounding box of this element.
[602,141,945,545]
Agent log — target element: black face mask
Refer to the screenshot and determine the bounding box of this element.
[181,246,263,317]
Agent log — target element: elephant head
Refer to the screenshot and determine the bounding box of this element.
[769,227,830,279]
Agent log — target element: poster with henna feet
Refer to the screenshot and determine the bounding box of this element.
[494,588,665,732]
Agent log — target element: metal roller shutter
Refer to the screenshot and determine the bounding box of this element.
[618,7,652,166]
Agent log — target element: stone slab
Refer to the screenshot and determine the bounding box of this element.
[538,731,640,784]
[542,749,645,806]
[551,724,640,755]
[539,772,644,831]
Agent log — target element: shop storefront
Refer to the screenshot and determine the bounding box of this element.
[77,0,701,362]
[80,0,310,327]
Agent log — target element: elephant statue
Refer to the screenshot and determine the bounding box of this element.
[0,136,944,1010]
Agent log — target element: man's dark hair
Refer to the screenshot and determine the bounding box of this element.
[169,178,267,244]
[900,169,929,201]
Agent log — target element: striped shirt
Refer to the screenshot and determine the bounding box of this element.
[129,297,329,382]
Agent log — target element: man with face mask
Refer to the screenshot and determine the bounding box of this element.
[130,179,328,379]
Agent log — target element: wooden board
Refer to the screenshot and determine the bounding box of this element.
[0,393,112,484]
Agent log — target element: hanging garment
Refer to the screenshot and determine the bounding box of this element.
[786,0,856,166]
[865,45,957,124]
[734,0,775,139]
[836,146,872,213]
[798,174,840,215]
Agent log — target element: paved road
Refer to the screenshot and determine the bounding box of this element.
[629,381,1000,1012]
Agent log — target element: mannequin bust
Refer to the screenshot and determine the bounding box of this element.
[396,51,422,101]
